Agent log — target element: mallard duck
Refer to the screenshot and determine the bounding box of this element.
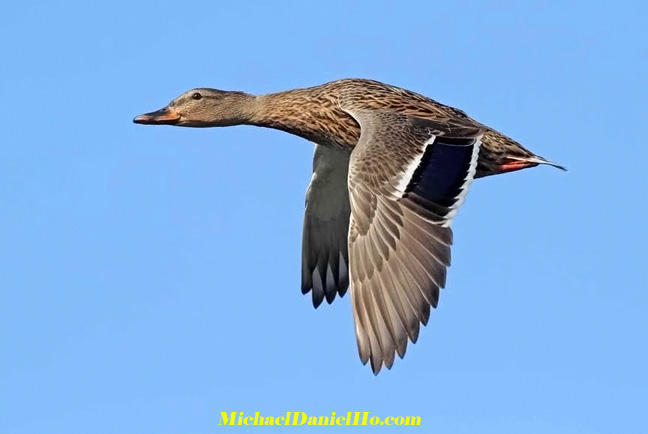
[134,78,564,374]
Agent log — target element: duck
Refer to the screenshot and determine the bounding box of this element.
[134,78,565,374]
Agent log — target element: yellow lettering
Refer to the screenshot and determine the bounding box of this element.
[219,412,237,425]
[294,412,307,425]
[220,411,417,427]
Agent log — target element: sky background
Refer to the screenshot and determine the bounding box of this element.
[1,1,647,433]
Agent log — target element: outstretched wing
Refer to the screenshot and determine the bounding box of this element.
[344,109,483,374]
[301,145,351,307]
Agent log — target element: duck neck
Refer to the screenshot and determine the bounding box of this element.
[249,88,318,133]
[247,88,355,150]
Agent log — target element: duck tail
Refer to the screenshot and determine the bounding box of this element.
[500,154,567,173]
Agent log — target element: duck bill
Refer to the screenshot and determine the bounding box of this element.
[133,108,181,125]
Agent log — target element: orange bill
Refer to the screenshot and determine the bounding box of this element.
[133,108,180,125]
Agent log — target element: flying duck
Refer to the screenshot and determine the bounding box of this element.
[134,78,564,374]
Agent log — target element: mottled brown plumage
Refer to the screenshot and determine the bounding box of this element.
[134,78,564,374]
[135,79,563,177]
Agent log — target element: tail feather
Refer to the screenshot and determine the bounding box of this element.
[506,155,567,171]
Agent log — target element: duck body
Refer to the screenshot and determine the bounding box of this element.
[248,78,557,177]
[134,78,564,374]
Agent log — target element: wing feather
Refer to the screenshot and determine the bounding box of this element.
[343,108,483,374]
[301,145,351,307]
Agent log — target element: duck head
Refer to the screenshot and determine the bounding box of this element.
[133,88,255,127]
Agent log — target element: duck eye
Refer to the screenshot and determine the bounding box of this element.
[191,92,202,100]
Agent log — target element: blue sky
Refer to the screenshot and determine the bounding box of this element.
[1,1,647,433]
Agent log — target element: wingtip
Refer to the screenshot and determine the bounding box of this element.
[311,295,324,309]
[324,290,338,305]
[370,360,395,375]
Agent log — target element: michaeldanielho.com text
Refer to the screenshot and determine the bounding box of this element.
[220,411,421,426]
